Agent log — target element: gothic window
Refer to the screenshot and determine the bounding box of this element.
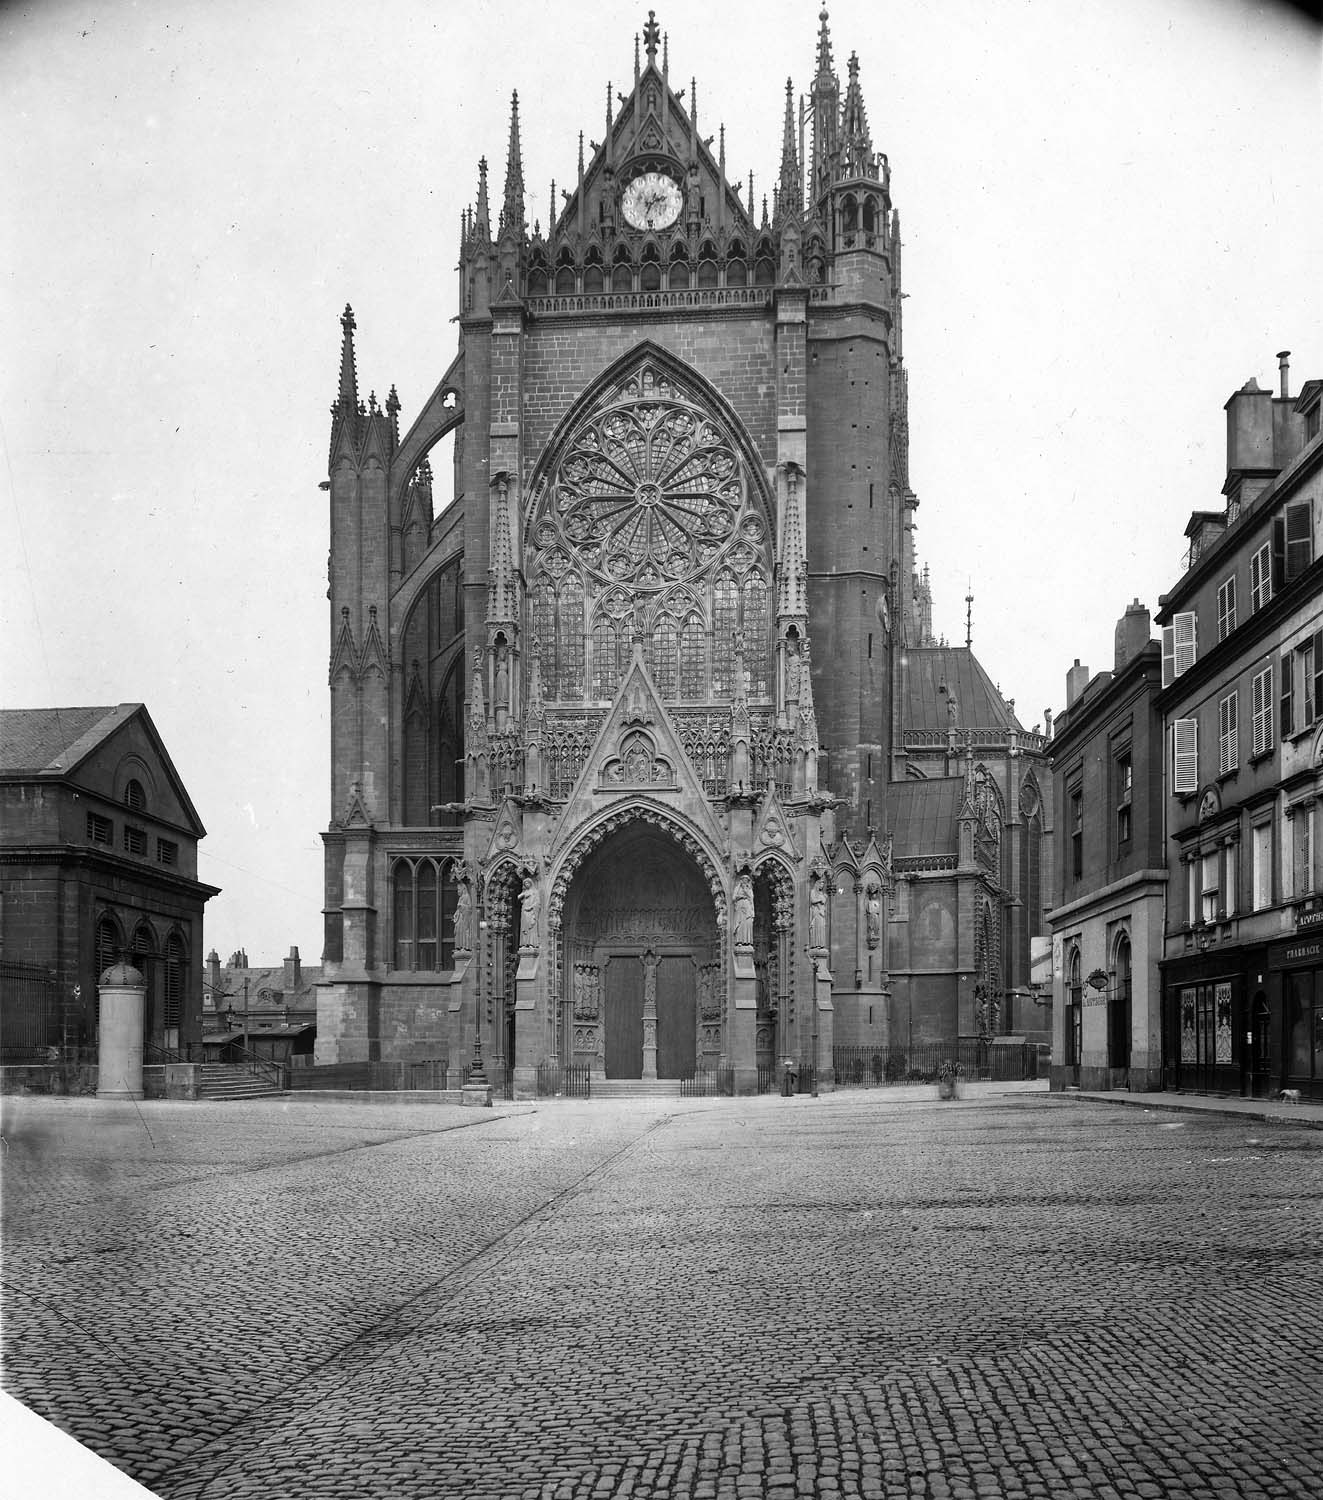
[650,614,679,696]
[556,249,576,294]
[668,246,690,289]
[679,611,705,698]
[532,582,557,693]
[697,243,718,287]
[611,245,632,293]
[559,573,585,698]
[592,616,623,699]
[743,572,771,693]
[527,252,549,296]
[754,253,775,286]
[527,357,774,709]
[392,859,457,972]
[726,242,747,287]
[640,244,661,292]
[584,249,604,293]
[712,572,738,693]
[862,197,877,234]
[436,662,464,810]
[842,195,858,234]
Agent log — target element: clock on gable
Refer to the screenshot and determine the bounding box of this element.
[621,169,682,232]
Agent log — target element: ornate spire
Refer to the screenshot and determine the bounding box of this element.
[778,77,801,218]
[815,6,835,82]
[335,304,357,415]
[501,91,525,237]
[474,157,491,240]
[841,51,874,175]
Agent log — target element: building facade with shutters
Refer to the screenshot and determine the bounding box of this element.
[0,705,217,1060]
[1155,358,1323,1099]
[1046,605,1167,1092]
[317,10,1048,1091]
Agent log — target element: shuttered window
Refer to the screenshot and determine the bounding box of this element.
[1216,576,1237,641]
[1253,665,1273,757]
[1171,718,1198,794]
[1249,542,1272,612]
[1274,501,1313,587]
[1161,612,1197,687]
[1218,692,1238,775]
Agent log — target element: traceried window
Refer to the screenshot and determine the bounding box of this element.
[526,357,774,707]
[392,858,458,972]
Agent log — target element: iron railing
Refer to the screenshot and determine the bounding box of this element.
[832,1041,1045,1086]
[535,1060,592,1097]
[679,1067,735,1097]
[0,960,60,1057]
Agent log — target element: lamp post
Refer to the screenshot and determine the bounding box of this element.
[470,917,489,1084]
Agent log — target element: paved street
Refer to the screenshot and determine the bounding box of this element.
[3,1088,1322,1500]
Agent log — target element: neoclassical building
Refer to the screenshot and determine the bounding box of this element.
[316,10,1047,1090]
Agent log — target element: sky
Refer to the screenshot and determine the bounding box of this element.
[2,0,1321,972]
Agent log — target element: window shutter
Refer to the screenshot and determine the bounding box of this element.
[1284,502,1313,582]
[1172,718,1198,794]
[1314,630,1323,723]
[1174,612,1196,676]
[1252,666,1273,756]
[1280,652,1293,740]
[1272,516,1286,591]
[1218,693,1238,774]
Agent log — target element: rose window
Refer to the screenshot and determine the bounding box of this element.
[546,375,749,591]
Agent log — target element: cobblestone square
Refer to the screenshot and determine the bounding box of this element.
[3,1089,1322,1499]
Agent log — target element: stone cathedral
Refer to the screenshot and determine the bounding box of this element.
[317,10,1051,1091]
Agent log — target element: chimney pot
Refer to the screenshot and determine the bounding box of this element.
[1278,350,1291,400]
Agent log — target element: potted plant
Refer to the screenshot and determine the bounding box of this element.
[937,1060,965,1101]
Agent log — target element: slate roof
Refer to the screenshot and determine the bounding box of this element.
[206,965,323,1014]
[0,705,139,774]
[897,647,1024,736]
[885,777,963,859]
[0,703,207,836]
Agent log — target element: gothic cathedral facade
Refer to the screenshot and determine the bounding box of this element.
[318,11,1045,1090]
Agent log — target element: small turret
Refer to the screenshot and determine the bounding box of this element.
[777,78,801,223]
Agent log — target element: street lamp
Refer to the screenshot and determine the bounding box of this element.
[470,917,489,1085]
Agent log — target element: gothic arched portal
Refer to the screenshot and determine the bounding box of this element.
[560,823,719,1079]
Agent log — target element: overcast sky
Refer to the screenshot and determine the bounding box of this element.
[2,0,1320,972]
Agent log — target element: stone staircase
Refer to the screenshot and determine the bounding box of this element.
[198,1063,286,1101]
[591,1078,683,1098]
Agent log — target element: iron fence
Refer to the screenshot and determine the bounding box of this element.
[680,1067,734,1097]
[0,960,60,1058]
[832,1041,1045,1087]
[756,1063,776,1095]
[535,1060,592,1098]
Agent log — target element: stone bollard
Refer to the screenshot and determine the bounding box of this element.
[97,960,146,1100]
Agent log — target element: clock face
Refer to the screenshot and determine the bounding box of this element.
[622,171,682,231]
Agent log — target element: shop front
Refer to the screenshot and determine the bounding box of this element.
[1161,946,1270,1097]
[1268,933,1323,1103]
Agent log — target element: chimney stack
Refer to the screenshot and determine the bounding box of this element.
[284,945,301,991]
[1065,659,1090,708]
[1278,350,1291,400]
[1114,598,1151,671]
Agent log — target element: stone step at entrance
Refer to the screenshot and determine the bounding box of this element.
[591,1078,683,1098]
[198,1063,286,1101]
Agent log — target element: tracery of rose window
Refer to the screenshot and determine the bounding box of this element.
[529,362,773,702]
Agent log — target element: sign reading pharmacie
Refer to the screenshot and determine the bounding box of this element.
[1267,933,1323,971]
